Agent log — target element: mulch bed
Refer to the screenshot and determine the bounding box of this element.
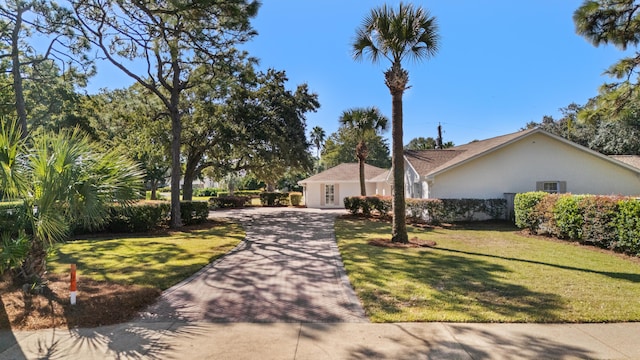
[0,273,160,331]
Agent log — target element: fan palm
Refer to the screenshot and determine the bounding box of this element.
[339,107,389,196]
[353,2,439,243]
[0,120,143,285]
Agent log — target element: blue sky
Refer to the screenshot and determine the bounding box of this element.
[86,1,630,146]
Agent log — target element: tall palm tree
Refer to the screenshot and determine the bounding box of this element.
[0,120,143,285]
[309,126,326,173]
[339,107,389,196]
[353,3,439,243]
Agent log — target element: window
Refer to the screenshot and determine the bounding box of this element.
[543,182,558,194]
[536,181,566,194]
[325,184,335,205]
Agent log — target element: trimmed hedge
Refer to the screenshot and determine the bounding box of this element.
[180,201,209,225]
[289,192,303,206]
[344,196,506,223]
[514,192,640,255]
[344,196,391,216]
[209,195,249,209]
[103,201,170,233]
[260,192,290,206]
[193,187,220,197]
[216,190,261,197]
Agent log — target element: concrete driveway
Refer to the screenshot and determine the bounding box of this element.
[140,207,367,323]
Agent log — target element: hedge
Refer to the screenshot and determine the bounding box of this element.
[260,192,290,207]
[180,201,209,225]
[514,192,640,255]
[289,192,303,206]
[209,195,250,209]
[344,196,506,223]
[102,201,170,233]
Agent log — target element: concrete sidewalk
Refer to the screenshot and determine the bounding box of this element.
[2,321,639,359]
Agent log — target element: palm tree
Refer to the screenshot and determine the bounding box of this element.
[0,120,143,286]
[353,3,439,243]
[339,107,389,196]
[309,126,326,173]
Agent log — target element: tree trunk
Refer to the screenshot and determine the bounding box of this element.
[150,179,158,200]
[169,100,182,228]
[386,64,409,244]
[18,239,47,285]
[182,166,195,201]
[11,6,28,139]
[359,157,366,196]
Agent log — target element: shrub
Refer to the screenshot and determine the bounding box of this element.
[514,192,547,230]
[406,198,443,223]
[343,196,391,216]
[193,187,220,197]
[289,192,303,206]
[0,232,30,275]
[615,199,640,255]
[209,196,249,209]
[578,196,619,249]
[0,202,27,236]
[180,201,209,225]
[216,190,261,198]
[260,192,289,207]
[553,195,584,239]
[105,201,170,233]
[530,193,561,237]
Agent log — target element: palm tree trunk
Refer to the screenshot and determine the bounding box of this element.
[18,240,47,285]
[359,158,366,196]
[391,90,408,243]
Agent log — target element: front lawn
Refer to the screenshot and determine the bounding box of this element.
[336,217,640,323]
[48,221,244,290]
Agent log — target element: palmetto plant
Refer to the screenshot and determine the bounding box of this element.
[0,119,143,285]
[339,107,388,196]
[353,2,439,243]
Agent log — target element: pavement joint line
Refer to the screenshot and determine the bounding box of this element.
[293,323,302,360]
[442,323,476,360]
[572,324,627,359]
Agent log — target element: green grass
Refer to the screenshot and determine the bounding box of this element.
[336,218,640,323]
[48,222,244,290]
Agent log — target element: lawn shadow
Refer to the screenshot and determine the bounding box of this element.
[341,240,568,322]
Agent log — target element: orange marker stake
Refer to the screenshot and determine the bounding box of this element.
[70,264,77,305]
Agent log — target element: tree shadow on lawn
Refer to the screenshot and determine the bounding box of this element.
[343,242,567,322]
[436,246,640,283]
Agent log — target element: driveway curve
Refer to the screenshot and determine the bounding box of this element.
[140,207,367,323]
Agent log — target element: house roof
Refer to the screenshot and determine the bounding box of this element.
[298,163,388,184]
[404,128,640,179]
[610,155,640,170]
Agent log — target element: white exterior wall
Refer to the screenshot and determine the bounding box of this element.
[302,182,362,208]
[430,132,640,199]
[404,160,422,198]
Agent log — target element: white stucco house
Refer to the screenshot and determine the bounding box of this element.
[299,129,640,209]
[298,163,391,208]
[403,128,640,200]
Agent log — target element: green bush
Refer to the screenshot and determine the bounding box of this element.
[406,198,443,223]
[615,199,640,255]
[180,201,209,225]
[209,196,249,209]
[105,201,170,233]
[0,202,27,236]
[553,195,583,239]
[289,192,303,206]
[514,192,548,230]
[344,196,391,216]
[193,188,220,197]
[216,190,261,197]
[0,232,30,275]
[440,198,506,222]
[260,192,289,206]
[578,196,620,249]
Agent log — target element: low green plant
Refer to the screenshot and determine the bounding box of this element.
[180,201,209,225]
[209,196,249,209]
[615,199,640,255]
[289,192,303,206]
[553,195,583,239]
[514,192,547,230]
[260,192,289,206]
